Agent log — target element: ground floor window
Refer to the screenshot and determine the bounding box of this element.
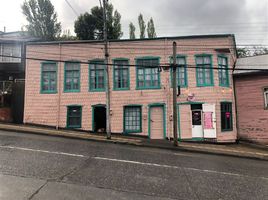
[264,88,268,109]
[221,102,233,131]
[67,105,82,128]
[124,106,142,133]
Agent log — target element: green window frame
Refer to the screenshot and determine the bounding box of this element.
[64,62,80,92]
[264,87,268,109]
[221,102,233,131]
[218,56,229,87]
[67,105,82,128]
[89,60,106,92]
[113,59,130,90]
[170,56,188,87]
[136,57,161,89]
[40,62,57,93]
[195,55,214,87]
[124,105,142,133]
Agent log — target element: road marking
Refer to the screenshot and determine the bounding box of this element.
[0,145,87,158]
[93,156,268,180]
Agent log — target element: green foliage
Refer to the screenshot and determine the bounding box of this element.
[22,0,61,40]
[58,30,77,41]
[237,46,268,58]
[147,18,156,38]
[74,3,123,40]
[129,22,136,39]
[138,14,146,39]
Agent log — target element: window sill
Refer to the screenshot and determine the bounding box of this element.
[196,84,214,87]
[40,91,57,94]
[113,88,130,91]
[64,90,80,93]
[136,86,161,90]
[89,89,106,92]
[221,129,233,132]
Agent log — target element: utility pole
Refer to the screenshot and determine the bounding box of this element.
[172,42,178,146]
[103,0,111,139]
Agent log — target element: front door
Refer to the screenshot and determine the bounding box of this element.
[93,106,106,132]
[150,106,164,139]
[191,110,203,138]
[202,104,216,138]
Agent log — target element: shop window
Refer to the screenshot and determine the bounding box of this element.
[221,102,233,131]
[124,106,142,133]
[67,105,82,128]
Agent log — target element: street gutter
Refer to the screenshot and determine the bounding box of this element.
[0,123,267,161]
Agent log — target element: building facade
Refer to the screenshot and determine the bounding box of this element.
[24,35,237,142]
[0,31,38,123]
[234,54,268,144]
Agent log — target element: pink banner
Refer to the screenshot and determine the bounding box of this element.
[204,112,213,129]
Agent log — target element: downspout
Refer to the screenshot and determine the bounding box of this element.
[232,61,240,143]
[56,43,62,129]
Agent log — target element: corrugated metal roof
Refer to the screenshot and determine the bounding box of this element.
[234,54,268,74]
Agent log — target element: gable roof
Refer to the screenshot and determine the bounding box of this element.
[234,54,268,75]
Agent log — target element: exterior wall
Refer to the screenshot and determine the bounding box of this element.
[234,74,268,144]
[24,36,237,142]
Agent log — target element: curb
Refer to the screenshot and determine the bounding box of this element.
[0,126,267,161]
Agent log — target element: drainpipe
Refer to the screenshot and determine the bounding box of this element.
[56,43,62,130]
[232,60,239,143]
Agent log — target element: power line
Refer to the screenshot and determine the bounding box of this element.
[64,0,79,17]
[1,54,268,71]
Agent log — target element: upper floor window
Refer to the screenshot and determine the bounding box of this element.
[218,56,229,87]
[41,62,57,93]
[264,88,268,109]
[195,55,213,86]
[89,60,106,92]
[64,62,80,92]
[113,59,130,90]
[170,56,188,87]
[136,57,160,89]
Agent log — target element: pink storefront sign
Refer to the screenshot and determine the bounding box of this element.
[204,112,213,129]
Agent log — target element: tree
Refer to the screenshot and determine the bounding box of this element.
[74,3,123,40]
[237,46,268,58]
[22,0,61,40]
[147,17,156,38]
[58,29,77,41]
[129,22,136,39]
[138,14,146,39]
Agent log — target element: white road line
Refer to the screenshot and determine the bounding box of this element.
[0,145,87,158]
[93,156,268,180]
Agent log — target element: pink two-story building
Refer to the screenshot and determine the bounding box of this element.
[24,34,237,142]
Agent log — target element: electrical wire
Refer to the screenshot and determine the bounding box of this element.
[1,54,268,71]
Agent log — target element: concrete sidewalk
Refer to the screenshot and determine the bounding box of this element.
[0,123,267,161]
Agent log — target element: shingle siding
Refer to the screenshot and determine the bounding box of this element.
[234,74,268,144]
[24,36,237,142]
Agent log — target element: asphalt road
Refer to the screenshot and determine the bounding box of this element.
[0,130,267,200]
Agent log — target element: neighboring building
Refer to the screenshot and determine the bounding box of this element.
[0,31,38,123]
[234,54,268,144]
[24,34,237,142]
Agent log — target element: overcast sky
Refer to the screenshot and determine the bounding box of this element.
[0,0,267,45]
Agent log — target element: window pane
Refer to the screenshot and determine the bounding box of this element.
[137,59,159,88]
[42,63,57,92]
[221,103,233,131]
[124,106,141,132]
[68,106,81,128]
[90,62,105,90]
